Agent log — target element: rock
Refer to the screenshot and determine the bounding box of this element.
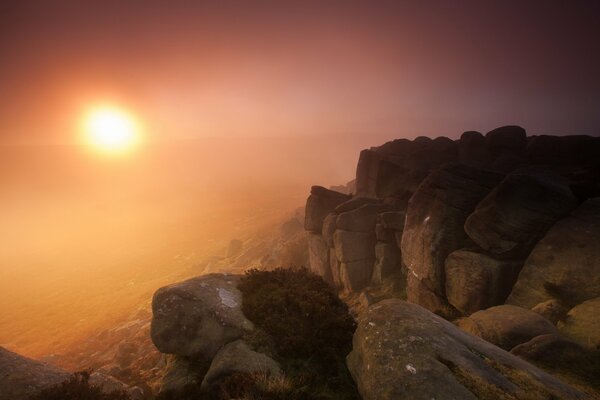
[226,239,243,258]
[507,198,600,309]
[531,299,569,325]
[336,203,385,232]
[307,233,331,283]
[347,299,584,400]
[159,355,202,395]
[200,340,281,391]
[304,186,350,232]
[406,273,454,317]
[465,169,578,258]
[330,250,342,288]
[400,164,501,307]
[0,347,137,400]
[485,125,527,172]
[334,196,381,213]
[457,305,558,351]
[458,131,487,168]
[333,229,376,263]
[340,259,375,292]
[378,211,405,231]
[321,213,337,247]
[510,334,585,363]
[526,134,600,168]
[371,242,400,285]
[558,297,600,350]
[509,333,600,391]
[355,137,458,201]
[375,223,395,242]
[445,249,521,315]
[151,274,254,359]
[0,346,70,400]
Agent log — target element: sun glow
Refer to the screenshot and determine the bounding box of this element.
[83,107,140,154]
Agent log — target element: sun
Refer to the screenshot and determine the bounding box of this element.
[83,107,140,154]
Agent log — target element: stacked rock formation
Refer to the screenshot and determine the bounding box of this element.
[305,126,600,350]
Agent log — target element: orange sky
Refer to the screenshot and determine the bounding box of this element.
[1,0,600,146]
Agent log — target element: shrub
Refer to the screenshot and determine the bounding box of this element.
[28,370,130,400]
[236,267,359,400]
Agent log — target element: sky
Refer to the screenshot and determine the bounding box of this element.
[1,0,599,146]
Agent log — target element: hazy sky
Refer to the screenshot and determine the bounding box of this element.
[1,0,600,145]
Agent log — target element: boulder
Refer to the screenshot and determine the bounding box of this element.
[336,203,385,232]
[558,297,600,350]
[457,305,558,351]
[307,233,331,283]
[321,213,337,247]
[304,186,350,232]
[445,249,521,315]
[151,274,254,359]
[200,340,281,391]
[0,347,70,400]
[484,125,527,172]
[531,299,569,325]
[465,169,578,258]
[458,131,487,168]
[347,299,584,400]
[508,198,600,309]
[510,334,586,363]
[371,242,400,285]
[333,229,376,263]
[378,211,405,231]
[510,334,600,391]
[340,259,375,292]
[159,355,202,395]
[400,164,502,307]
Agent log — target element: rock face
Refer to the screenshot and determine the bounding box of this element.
[347,299,584,400]
[508,198,600,310]
[456,305,558,351]
[0,347,137,400]
[200,340,281,390]
[151,274,254,359]
[464,169,578,258]
[558,297,600,350]
[400,164,501,312]
[445,249,521,315]
[304,186,351,232]
[0,347,70,400]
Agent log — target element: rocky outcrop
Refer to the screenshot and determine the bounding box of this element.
[456,305,558,351]
[347,299,584,400]
[400,164,502,313]
[304,127,598,316]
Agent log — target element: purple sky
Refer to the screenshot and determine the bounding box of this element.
[1,0,599,144]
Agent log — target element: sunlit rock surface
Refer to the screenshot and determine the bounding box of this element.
[347,300,585,400]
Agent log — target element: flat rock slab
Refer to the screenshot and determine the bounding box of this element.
[151,274,254,359]
[347,299,583,400]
